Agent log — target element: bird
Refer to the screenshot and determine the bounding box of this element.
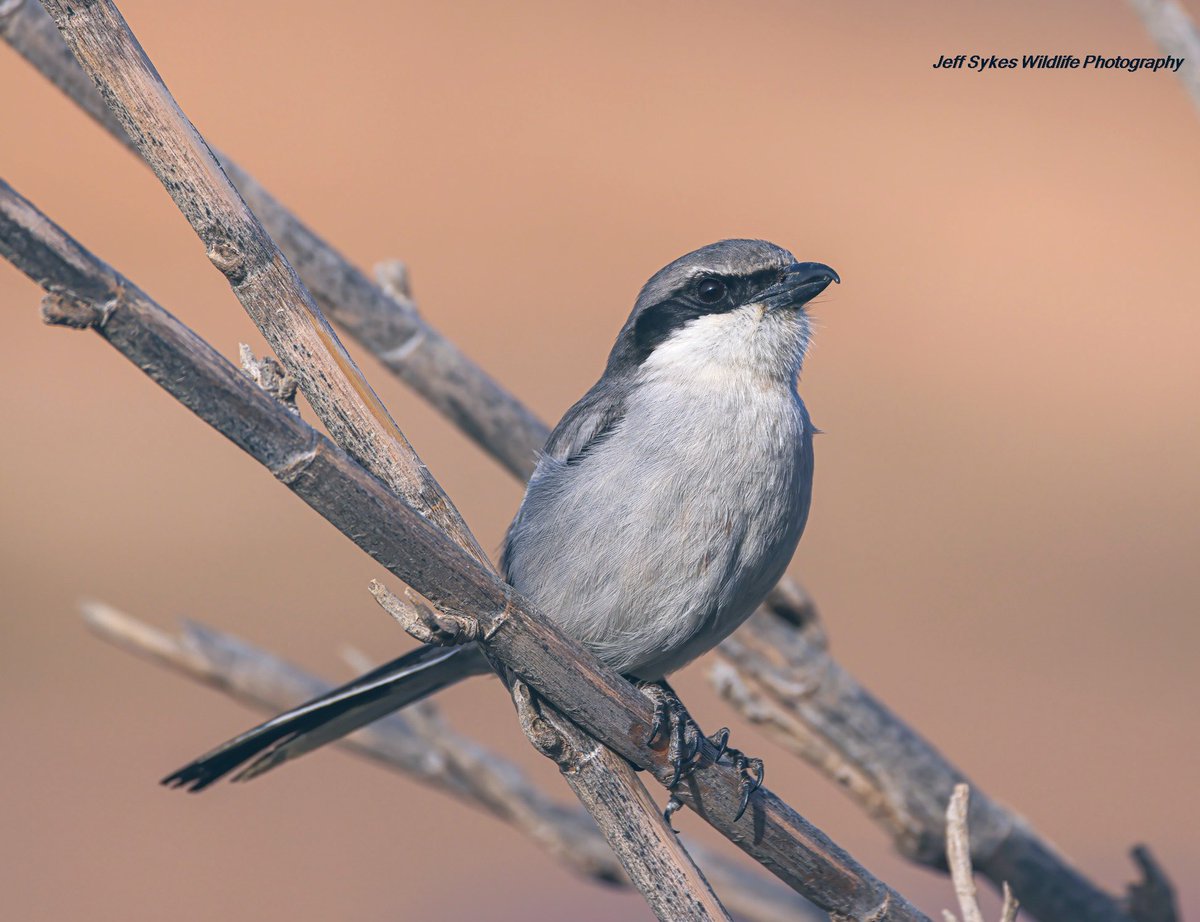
[164,239,838,817]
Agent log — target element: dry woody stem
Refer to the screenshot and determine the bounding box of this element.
[0,0,545,481]
[25,0,726,915]
[0,175,924,920]
[372,585,732,922]
[942,786,1019,922]
[35,0,486,564]
[82,602,820,922]
[0,2,1180,920]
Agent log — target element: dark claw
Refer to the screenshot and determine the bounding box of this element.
[637,680,759,821]
[668,755,685,789]
[640,680,704,791]
[667,712,699,789]
[728,749,765,822]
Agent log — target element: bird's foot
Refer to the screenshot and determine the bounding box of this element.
[640,680,715,789]
[637,679,764,824]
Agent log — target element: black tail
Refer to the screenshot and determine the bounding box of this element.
[163,644,488,791]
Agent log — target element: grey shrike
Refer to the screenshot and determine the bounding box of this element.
[165,239,838,817]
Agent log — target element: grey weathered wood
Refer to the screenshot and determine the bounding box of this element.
[28,3,730,918]
[1,0,546,481]
[373,583,734,922]
[22,2,730,913]
[82,602,823,922]
[711,581,1175,922]
[943,786,1019,922]
[944,786,995,922]
[38,0,485,562]
[0,180,925,920]
[0,6,1177,919]
[512,680,733,922]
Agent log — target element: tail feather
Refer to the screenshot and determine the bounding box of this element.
[163,644,486,791]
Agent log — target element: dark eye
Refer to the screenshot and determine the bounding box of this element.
[696,278,726,304]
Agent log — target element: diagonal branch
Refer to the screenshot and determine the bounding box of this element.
[509,680,732,922]
[82,602,823,922]
[0,0,545,481]
[710,582,1178,922]
[39,0,483,560]
[34,2,730,917]
[0,6,1174,919]
[369,585,732,922]
[0,179,926,920]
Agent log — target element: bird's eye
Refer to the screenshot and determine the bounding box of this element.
[696,278,726,304]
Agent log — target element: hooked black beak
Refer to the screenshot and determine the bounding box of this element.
[761,261,840,310]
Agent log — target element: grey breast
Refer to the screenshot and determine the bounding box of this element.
[501,375,813,680]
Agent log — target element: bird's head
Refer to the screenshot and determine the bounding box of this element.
[605,239,838,386]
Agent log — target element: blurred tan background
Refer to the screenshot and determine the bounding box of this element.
[2,1,1198,918]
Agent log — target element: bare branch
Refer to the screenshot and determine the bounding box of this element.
[710,583,1173,922]
[1,7,1178,918]
[511,681,733,922]
[1128,0,1200,114]
[82,602,823,922]
[0,181,925,920]
[945,786,988,922]
[373,583,734,921]
[0,0,546,481]
[31,4,733,916]
[942,786,1018,922]
[39,0,485,561]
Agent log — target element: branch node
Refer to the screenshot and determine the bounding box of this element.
[270,439,320,485]
[374,258,414,302]
[206,239,248,284]
[765,579,825,645]
[41,290,116,330]
[511,679,570,765]
[369,580,483,646]
[239,343,299,414]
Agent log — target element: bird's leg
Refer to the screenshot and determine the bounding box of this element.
[639,679,706,789]
[636,678,765,823]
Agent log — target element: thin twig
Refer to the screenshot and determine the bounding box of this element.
[0,180,924,920]
[1125,846,1180,922]
[511,680,732,922]
[39,0,485,562]
[81,601,823,922]
[943,786,1019,922]
[0,0,546,481]
[373,587,733,922]
[35,4,731,918]
[3,5,1177,919]
[710,582,1176,922]
[945,786,988,922]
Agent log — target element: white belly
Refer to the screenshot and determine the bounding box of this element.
[505,377,813,679]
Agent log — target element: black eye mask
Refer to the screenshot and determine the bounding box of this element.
[632,268,784,363]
